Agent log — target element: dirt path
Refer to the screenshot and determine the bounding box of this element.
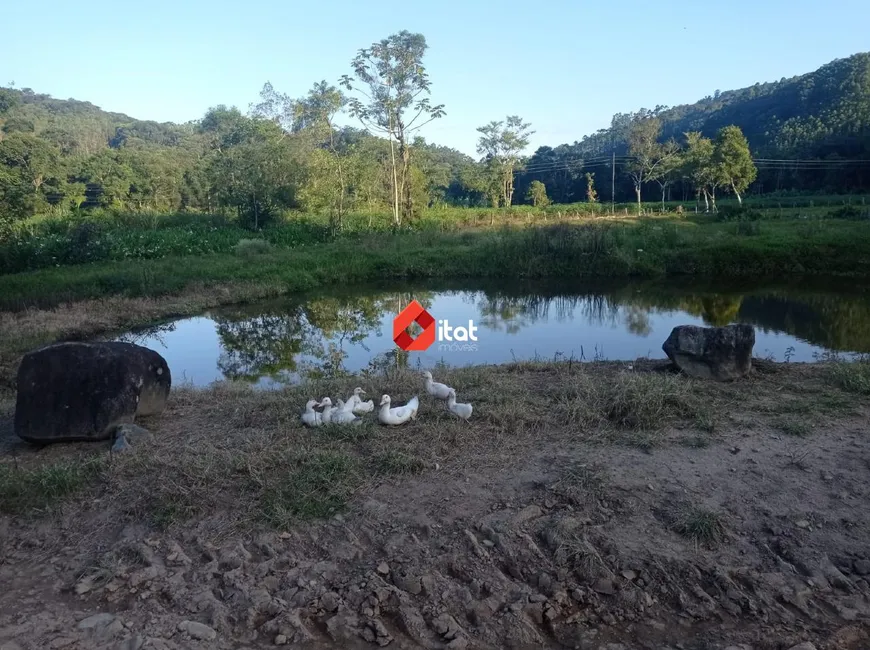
[2,362,870,649]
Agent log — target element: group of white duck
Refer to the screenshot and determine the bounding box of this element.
[301,370,473,428]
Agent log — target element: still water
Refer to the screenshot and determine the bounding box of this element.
[116,278,870,387]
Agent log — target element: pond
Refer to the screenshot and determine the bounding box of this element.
[116,278,870,387]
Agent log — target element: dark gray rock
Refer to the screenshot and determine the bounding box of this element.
[115,423,153,444]
[111,435,133,453]
[662,324,754,381]
[14,341,170,443]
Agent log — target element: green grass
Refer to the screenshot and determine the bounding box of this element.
[5,216,870,310]
[828,359,870,395]
[0,457,106,515]
[675,507,726,546]
[773,416,813,437]
[260,450,359,527]
[233,238,274,257]
[374,450,426,476]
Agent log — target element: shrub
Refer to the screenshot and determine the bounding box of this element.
[717,205,763,222]
[735,220,761,236]
[828,359,870,395]
[233,238,273,256]
[828,205,867,220]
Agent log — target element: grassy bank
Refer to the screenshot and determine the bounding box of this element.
[3,195,868,275]
[1,359,865,524]
[5,217,870,311]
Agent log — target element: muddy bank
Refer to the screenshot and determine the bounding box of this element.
[1,361,870,649]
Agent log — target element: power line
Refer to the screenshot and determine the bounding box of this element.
[511,155,870,176]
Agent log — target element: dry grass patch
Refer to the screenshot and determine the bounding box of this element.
[548,365,715,447]
[2,361,865,533]
[549,462,608,506]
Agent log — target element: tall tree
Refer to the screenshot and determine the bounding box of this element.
[341,31,445,226]
[249,82,294,132]
[713,125,757,205]
[294,82,350,232]
[652,139,681,210]
[476,115,534,207]
[681,131,717,212]
[625,114,679,215]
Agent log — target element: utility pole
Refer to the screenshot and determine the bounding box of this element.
[611,150,616,215]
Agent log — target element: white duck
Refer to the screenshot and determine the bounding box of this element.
[301,399,323,427]
[423,371,453,400]
[447,389,473,422]
[378,395,419,426]
[342,387,375,414]
[320,398,361,425]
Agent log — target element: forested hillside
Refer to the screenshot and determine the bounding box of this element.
[1,48,869,226]
[517,53,870,202]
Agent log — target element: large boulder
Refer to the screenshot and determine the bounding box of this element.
[14,341,171,443]
[662,324,755,381]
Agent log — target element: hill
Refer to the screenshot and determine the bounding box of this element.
[517,53,870,202]
[0,87,191,156]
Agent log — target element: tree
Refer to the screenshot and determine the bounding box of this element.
[292,81,350,232]
[585,172,598,203]
[0,87,18,116]
[73,149,134,208]
[476,115,534,207]
[713,125,757,205]
[653,139,681,211]
[341,31,445,227]
[526,180,549,207]
[249,82,294,132]
[681,132,716,212]
[0,133,61,220]
[209,137,300,229]
[199,105,259,152]
[625,113,679,215]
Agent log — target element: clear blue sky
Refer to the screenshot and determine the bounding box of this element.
[2,0,868,156]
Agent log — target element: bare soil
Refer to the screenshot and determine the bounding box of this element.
[2,361,870,650]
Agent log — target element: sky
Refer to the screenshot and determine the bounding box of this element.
[2,0,868,157]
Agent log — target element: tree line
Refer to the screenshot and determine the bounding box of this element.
[1,41,866,229]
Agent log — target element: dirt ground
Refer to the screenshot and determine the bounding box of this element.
[2,361,870,650]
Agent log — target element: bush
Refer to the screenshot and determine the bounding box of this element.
[717,205,763,222]
[828,205,867,220]
[828,359,870,394]
[735,220,761,236]
[234,238,273,256]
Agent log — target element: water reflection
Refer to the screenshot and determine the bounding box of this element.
[117,279,870,387]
